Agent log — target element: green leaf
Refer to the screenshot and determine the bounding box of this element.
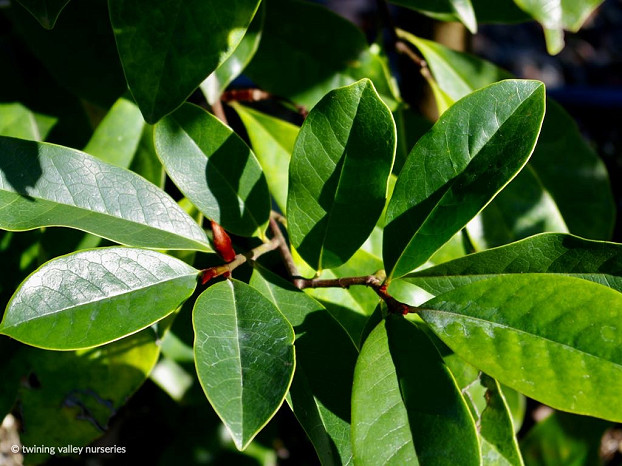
[15,0,71,29]
[384,80,546,279]
[520,412,610,466]
[83,96,144,169]
[402,33,615,239]
[419,274,622,422]
[467,166,567,250]
[12,329,159,461]
[231,104,299,213]
[287,79,396,270]
[0,136,210,251]
[352,316,481,465]
[440,345,525,458]
[476,375,524,465]
[0,247,199,350]
[398,31,513,103]
[390,0,477,33]
[502,385,527,434]
[403,232,622,295]
[109,0,261,123]
[250,267,357,465]
[200,5,265,105]
[193,279,295,450]
[512,0,606,54]
[155,103,271,238]
[245,0,400,110]
[0,103,57,141]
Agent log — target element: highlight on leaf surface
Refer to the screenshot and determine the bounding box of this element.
[193,279,296,450]
[420,274,622,422]
[287,78,396,271]
[383,79,546,279]
[0,247,199,350]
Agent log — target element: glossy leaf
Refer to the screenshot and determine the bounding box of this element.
[0,136,210,251]
[466,166,567,250]
[512,0,606,54]
[390,0,477,33]
[403,233,622,295]
[155,103,270,237]
[419,274,622,421]
[15,0,71,29]
[200,5,264,105]
[83,96,144,168]
[231,103,299,212]
[398,32,513,103]
[250,267,357,465]
[193,279,295,450]
[476,375,524,465]
[245,0,400,109]
[384,80,546,279]
[0,247,199,349]
[441,346,522,464]
[352,316,480,465]
[288,79,396,270]
[0,103,56,141]
[109,0,261,123]
[12,329,159,461]
[403,33,615,239]
[502,385,527,434]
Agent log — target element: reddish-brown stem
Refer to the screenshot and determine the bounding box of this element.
[201,236,280,284]
[267,213,414,314]
[269,215,300,280]
[222,88,272,103]
[203,211,415,314]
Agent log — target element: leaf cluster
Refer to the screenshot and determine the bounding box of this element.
[0,0,617,464]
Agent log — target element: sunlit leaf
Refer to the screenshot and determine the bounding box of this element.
[0,247,199,349]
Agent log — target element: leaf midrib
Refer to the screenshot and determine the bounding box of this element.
[317,85,366,268]
[173,118,263,233]
[0,189,208,249]
[425,309,622,367]
[390,84,541,278]
[229,281,245,444]
[2,271,196,330]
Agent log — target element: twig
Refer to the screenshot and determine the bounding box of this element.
[205,214,416,315]
[395,40,426,70]
[201,236,280,284]
[269,215,299,280]
[222,88,272,103]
